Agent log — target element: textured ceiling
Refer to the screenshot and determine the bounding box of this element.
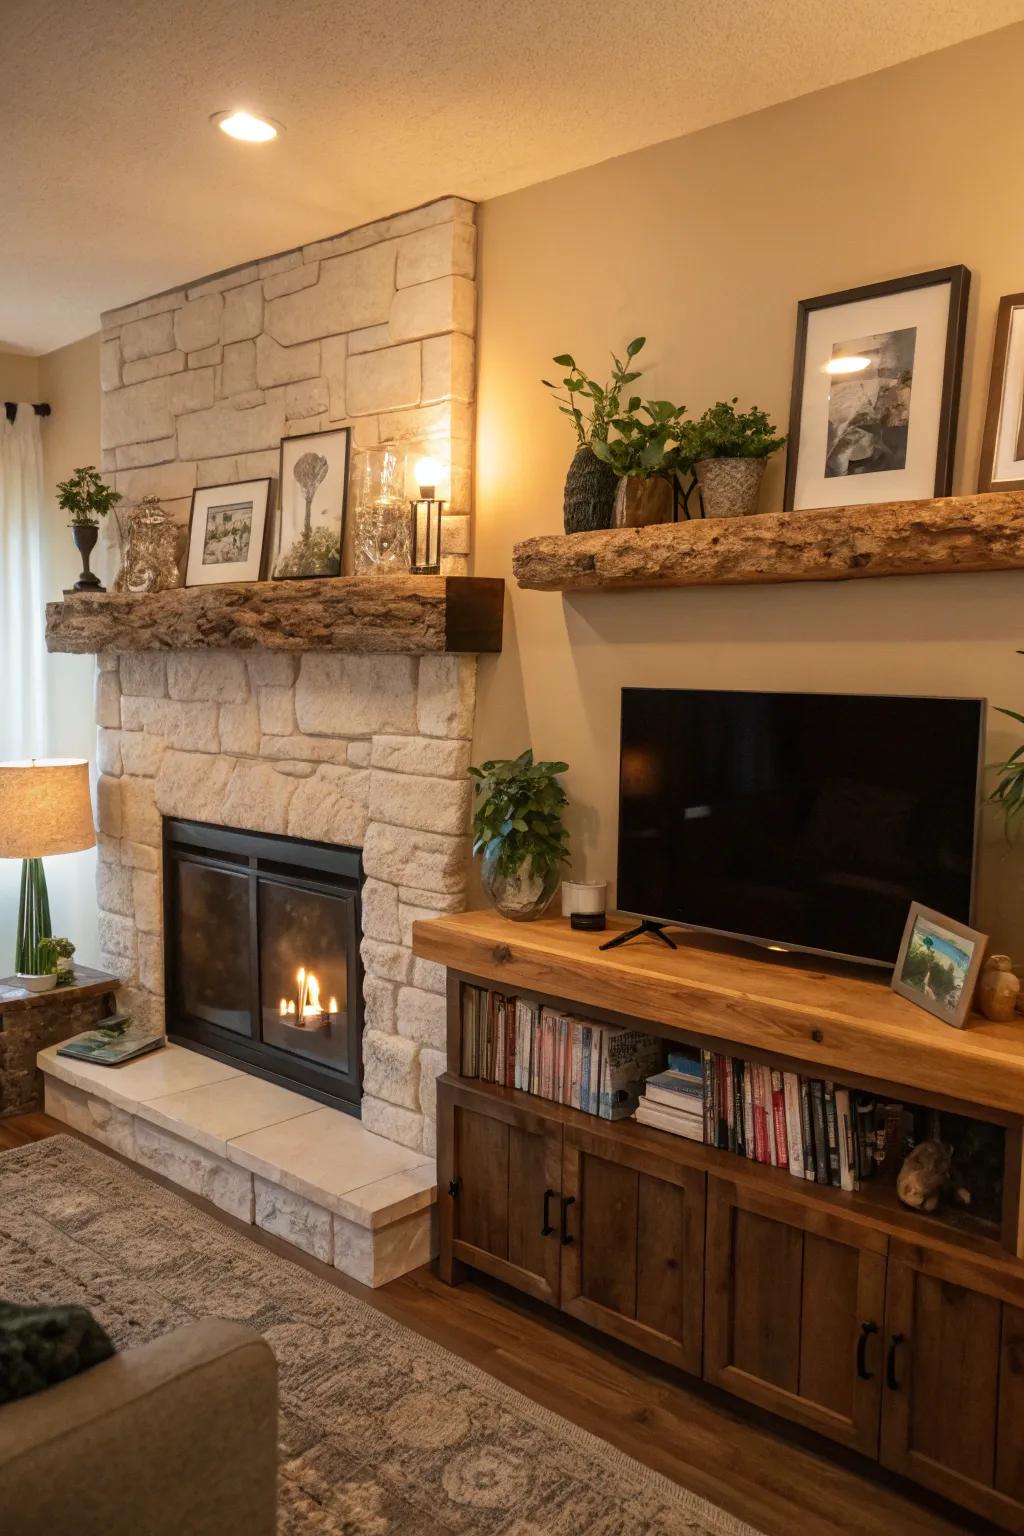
[5,0,1024,353]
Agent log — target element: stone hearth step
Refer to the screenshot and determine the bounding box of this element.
[37,1042,436,1288]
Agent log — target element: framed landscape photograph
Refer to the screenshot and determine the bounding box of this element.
[891,902,987,1030]
[978,292,1024,493]
[784,266,970,511]
[273,427,350,580]
[185,478,271,586]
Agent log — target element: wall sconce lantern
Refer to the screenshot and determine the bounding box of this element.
[409,455,445,574]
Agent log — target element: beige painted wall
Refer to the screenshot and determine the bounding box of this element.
[473,22,1024,953]
[0,337,100,969]
[0,352,39,401]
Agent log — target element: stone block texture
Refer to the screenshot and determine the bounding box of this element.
[100,196,477,574]
[92,651,477,1155]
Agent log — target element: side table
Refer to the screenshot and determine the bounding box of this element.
[0,966,119,1115]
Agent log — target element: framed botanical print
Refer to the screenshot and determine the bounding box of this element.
[978,292,1024,493]
[272,427,350,580]
[784,266,970,511]
[184,478,271,586]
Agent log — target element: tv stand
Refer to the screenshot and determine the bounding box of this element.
[599,918,678,952]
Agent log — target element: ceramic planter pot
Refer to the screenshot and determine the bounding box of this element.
[16,972,57,993]
[694,457,766,518]
[481,845,559,921]
[613,475,675,528]
[71,522,105,592]
[563,445,617,533]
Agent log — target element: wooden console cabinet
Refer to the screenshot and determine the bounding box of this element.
[417,912,1024,1533]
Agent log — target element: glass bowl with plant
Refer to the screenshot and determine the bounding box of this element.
[470,749,570,920]
[542,338,646,533]
[56,465,121,592]
[677,399,787,518]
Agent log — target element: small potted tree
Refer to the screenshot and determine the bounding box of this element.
[56,466,121,592]
[678,399,786,518]
[470,749,570,920]
[543,339,646,533]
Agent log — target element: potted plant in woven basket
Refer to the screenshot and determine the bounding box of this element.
[678,399,786,518]
[470,750,570,920]
[543,339,646,533]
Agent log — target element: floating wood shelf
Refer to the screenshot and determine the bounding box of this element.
[512,491,1024,592]
[45,575,505,656]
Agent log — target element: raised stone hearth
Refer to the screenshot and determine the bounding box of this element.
[38,1042,436,1286]
[91,646,475,1158]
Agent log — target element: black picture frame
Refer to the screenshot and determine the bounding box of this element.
[184,477,272,587]
[783,266,971,512]
[272,426,351,581]
[978,291,1024,493]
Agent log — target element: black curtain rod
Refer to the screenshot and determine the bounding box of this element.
[4,402,51,423]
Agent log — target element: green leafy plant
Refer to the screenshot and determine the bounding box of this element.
[55,466,122,526]
[469,750,570,881]
[591,398,689,480]
[988,707,1024,838]
[542,338,646,447]
[677,399,786,464]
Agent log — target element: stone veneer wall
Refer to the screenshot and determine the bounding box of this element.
[94,649,475,1157]
[98,196,476,574]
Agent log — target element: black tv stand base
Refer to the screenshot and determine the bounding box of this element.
[599,919,678,952]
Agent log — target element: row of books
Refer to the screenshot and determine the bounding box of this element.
[636,1050,912,1192]
[460,986,662,1119]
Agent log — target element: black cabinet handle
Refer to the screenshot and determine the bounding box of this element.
[856,1321,878,1381]
[886,1332,904,1391]
[541,1187,556,1237]
[559,1194,576,1246]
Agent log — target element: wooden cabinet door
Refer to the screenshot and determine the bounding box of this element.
[437,1077,562,1304]
[704,1176,887,1455]
[559,1122,705,1373]
[880,1243,1024,1533]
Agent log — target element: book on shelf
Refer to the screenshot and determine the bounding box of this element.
[635,1097,703,1141]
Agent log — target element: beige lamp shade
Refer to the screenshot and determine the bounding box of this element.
[0,759,96,859]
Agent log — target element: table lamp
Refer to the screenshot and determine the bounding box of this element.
[0,759,95,984]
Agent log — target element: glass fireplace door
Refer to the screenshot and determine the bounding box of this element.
[164,819,363,1111]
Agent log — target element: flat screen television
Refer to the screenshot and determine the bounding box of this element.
[617,688,984,967]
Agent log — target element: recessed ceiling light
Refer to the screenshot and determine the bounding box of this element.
[822,354,871,376]
[212,110,281,143]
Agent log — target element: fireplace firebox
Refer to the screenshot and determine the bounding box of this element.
[163,819,363,1111]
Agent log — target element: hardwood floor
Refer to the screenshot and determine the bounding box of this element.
[0,1111,992,1536]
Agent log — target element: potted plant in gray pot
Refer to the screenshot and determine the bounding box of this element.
[592,397,689,527]
[470,749,570,920]
[56,465,122,592]
[678,399,786,518]
[543,338,646,533]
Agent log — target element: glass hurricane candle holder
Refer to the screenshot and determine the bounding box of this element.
[352,447,411,574]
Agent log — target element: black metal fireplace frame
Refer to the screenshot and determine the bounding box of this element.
[163,818,364,1114]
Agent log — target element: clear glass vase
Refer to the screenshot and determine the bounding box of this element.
[480,845,559,921]
[352,446,411,574]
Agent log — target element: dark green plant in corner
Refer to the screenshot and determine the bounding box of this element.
[470,749,570,882]
[988,707,1024,838]
[55,466,121,526]
[676,399,786,464]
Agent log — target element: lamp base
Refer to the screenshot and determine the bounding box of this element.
[16,857,53,975]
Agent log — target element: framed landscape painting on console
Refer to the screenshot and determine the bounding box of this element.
[273,427,350,580]
[784,266,971,511]
[185,478,271,586]
[891,902,987,1030]
[978,292,1024,492]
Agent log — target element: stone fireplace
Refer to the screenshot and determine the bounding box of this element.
[94,647,476,1157]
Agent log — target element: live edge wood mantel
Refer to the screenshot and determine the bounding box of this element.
[512,490,1024,592]
[412,910,1024,1119]
[45,575,505,655]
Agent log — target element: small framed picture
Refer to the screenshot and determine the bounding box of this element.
[891,902,987,1030]
[273,427,350,580]
[185,478,271,586]
[978,292,1024,493]
[784,266,970,511]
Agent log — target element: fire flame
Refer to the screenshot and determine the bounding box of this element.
[279,966,335,1028]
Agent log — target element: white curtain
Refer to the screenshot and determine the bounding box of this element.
[0,406,46,759]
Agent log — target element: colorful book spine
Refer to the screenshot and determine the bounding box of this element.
[824,1081,841,1187]
[742,1066,756,1160]
[771,1069,789,1171]
[835,1087,856,1192]
[810,1081,830,1186]
[799,1079,816,1181]
[783,1072,804,1180]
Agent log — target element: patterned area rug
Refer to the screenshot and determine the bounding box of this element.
[0,1137,760,1535]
